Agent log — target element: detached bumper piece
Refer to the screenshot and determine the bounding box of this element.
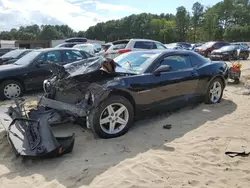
[0,99,75,158]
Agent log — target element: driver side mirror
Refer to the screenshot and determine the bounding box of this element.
[153,65,171,76]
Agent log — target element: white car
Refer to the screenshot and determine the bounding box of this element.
[105,39,166,59]
[73,43,105,56]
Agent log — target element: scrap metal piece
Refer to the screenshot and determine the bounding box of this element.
[39,96,87,117]
[0,104,75,158]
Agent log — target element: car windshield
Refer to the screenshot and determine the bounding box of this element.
[1,50,25,58]
[202,42,215,48]
[14,51,42,65]
[114,51,161,73]
[220,45,236,51]
[178,43,191,48]
[165,43,176,48]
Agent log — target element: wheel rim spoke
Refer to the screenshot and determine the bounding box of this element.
[100,116,110,125]
[109,121,115,134]
[107,105,114,116]
[115,106,126,116]
[213,83,217,90]
[116,117,126,125]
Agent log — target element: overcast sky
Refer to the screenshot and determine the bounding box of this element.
[0,0,222,31]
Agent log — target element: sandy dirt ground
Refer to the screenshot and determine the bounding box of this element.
[0,60,250,188]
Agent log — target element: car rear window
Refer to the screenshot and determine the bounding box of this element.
[190,53,210,68]
[134,41,157,49]
[112,43,128,50]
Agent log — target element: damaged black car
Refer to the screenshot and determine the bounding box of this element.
[0,50,228,157]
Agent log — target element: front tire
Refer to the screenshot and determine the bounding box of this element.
[88,95,134,139]
[204,78,224,104]
[0,80,24,100]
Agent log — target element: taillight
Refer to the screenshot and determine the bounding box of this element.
[118,49,131,54]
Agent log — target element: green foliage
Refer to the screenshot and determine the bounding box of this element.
[0,0,250,43]
[0,25,76,40]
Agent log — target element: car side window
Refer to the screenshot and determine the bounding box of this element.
[161,55,192,71]
[189,54,207,68]
[46,51,62,64]
[37,54,45,62]
[64,50,83,62]
[155,42,166,49]
[134,41,156,49]
[214,43,221,49]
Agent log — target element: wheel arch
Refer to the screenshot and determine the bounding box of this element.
[0,77,25,91]
[208,75,226,89]
[109,89,136,115]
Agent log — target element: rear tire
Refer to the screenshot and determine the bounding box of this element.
[88,95,134,139]
[0,80,24,100]
[204,78,224,104]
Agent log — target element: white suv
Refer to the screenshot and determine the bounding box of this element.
[104,39,166,59]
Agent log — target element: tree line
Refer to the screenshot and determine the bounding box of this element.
[0,0,250,43]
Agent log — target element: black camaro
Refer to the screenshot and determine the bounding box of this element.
[0,49,229,157]
[210,45,249,61]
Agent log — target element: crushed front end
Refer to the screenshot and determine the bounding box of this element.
[0,58,128,157]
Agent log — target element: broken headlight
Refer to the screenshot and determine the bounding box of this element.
[43,80,51,92]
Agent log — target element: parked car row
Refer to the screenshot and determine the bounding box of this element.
[0,36,248,101]
[0,48,93,99]
[209,45,249,61]
[164,41,250,61]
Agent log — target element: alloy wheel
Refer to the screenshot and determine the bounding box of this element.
[209,81,222,103]
[99,103,129,134]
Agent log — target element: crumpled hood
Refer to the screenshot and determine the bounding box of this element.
[50,56,136,79]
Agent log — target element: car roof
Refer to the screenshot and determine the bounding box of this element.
[0,47,17,50]
[126,49,195,56]
[112,39,163,45]
[14,49,32,52]
[74,43,93,46]
[34,48,82,52]
[104,42,112,45]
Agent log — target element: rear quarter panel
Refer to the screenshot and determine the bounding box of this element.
[196,61,228,95]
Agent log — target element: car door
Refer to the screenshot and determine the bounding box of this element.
[128,54,199,110]
[25,51,62,89]
[149,54,199,107]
